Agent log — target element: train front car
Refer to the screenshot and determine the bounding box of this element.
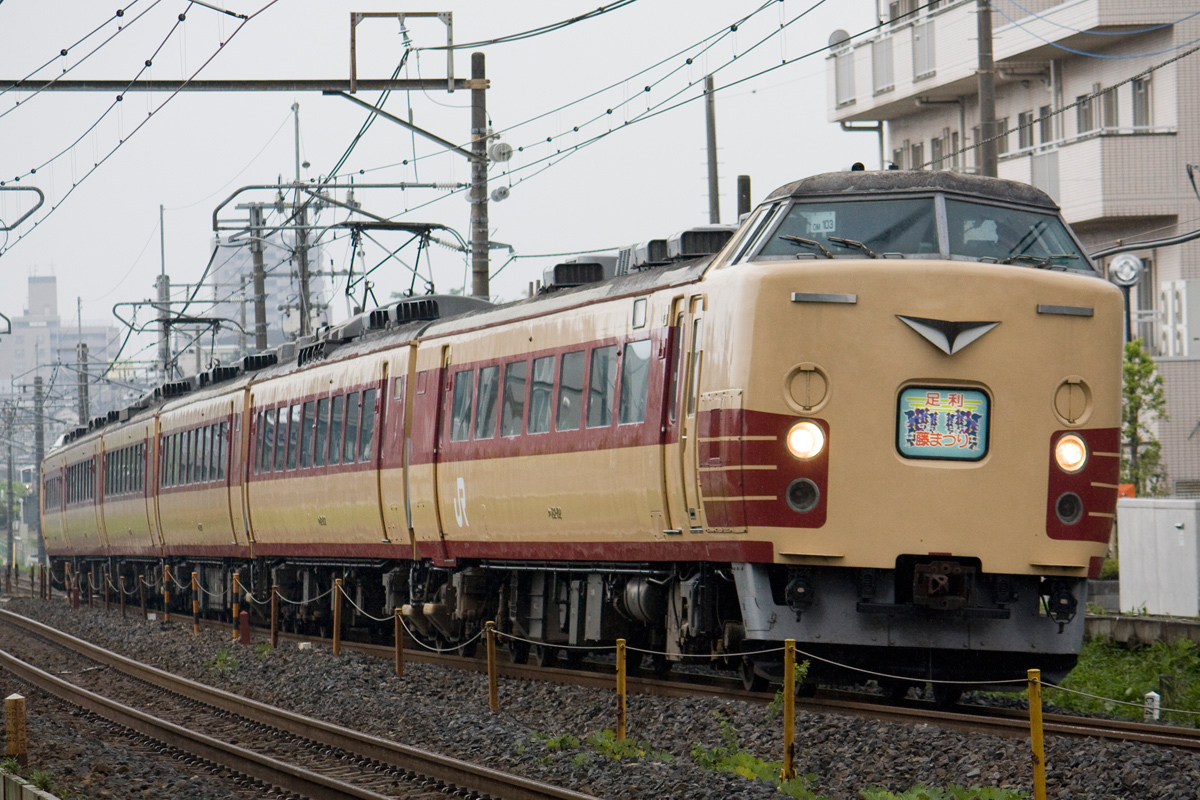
[704,171,1121,694]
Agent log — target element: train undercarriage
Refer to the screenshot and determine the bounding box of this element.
[49,555,1088,702]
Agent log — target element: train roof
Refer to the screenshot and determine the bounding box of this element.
[765,170,1059,211]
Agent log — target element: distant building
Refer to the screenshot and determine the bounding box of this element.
[826,0,1200,495]
[0,275,123,439]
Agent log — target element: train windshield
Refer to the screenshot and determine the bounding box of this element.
[944,199,1086,268]
[757,198,939,259]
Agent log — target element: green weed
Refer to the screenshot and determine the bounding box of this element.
[690,712,823,799]
[28,769,54,791]
[209,647,236,677]
[0,756,19,774]
[254,642,273,662]
[1052,638,1200,725]
[767,659,811,720]
[584,729,673,762]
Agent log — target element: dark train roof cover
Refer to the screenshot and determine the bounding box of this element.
[765,170,1059,210]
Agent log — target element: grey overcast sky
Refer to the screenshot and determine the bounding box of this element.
[1,0,874,360]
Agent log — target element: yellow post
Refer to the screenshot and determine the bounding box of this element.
[270,584,279,648]
[5,693,26,766]
[231,571,241,641]
[616,639,627,741]
[162,564,171,623]
[485,621,498,711]
[332,578,343,656]
[191,572,200,634]
[394,608,405,678]
[781,639,797,782]
[1028,669,1046,800]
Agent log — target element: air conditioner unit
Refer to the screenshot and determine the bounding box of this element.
[1161,280,1200,356]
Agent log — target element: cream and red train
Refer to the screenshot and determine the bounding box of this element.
[43,170,1122,696]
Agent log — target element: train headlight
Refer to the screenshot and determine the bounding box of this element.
[1054,434,1087,473]
[786,420,825,460]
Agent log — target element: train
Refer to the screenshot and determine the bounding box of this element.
[42,169,1122,701]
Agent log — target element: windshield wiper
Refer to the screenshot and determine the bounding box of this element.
[780,235,833,258]
[828,236,878,258]
[1001,253,1080,268]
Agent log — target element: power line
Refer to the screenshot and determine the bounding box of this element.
[0,0,283,259]
[999,0,1200,38]
[418,1,642,51]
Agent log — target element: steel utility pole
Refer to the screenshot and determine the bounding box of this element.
[976,0,998,177]
[76,342,89,425]
[33,376,44,564]
[157,205,172,378]
[293,103,313,338]
[705,75,720,224]
[247,203,269,351]
[3,403,14,570]
[470,52,489,299]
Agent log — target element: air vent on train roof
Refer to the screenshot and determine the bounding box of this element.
[107,409,120,423]
[666,225,737,260]
[160,380,193,399]
[617,239,671,274]
[393,297,440,324]
[88,416,107,431]
[210,365,241,384]
[541,261,605,293]
[243,352,278,372]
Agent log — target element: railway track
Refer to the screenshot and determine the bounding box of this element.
[256,623,1200,752]
[0,609,597,800]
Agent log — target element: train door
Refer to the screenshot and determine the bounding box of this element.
[221,400,243,546]
[430,345,453,558]
[664,295,707,532]
[379,347,417,556]
[141,434,156,549]
[151,418,166,547]
[239,389,256,547]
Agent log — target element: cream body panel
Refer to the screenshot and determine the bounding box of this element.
[707,259,1122,574]
[98,418,156,552]
[247,353,389,545]
[158,393,239,548]
[41,450,69,552]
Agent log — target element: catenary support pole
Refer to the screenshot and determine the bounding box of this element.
[470,52,489,299]
[705,75,720,224]
[976,0,998,177]
[737,175,751,219]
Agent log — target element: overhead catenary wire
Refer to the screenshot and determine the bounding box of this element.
[989,0,1200,60]
[998,0,1200,38]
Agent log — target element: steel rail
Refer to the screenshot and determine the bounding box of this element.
[0,609,597,800]
[285,628,1200,751]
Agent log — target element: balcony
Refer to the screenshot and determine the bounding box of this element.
[827,0,1192,123]
[996,130,1178,225]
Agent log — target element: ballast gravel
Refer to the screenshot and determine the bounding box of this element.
[3,595,1198,800]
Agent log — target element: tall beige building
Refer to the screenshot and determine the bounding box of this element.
[826,0,1200,494]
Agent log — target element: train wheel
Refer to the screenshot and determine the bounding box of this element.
[931,683,963,708]
[458,636,479,659]
[796,681,818,698]
[533,645,558,668]
[509,639,530,664]
[649,653,673,676]
[740,656,768,692]
[882,680,912,703]
[565,648,587,669]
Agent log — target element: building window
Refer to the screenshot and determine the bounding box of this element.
[1038,105,1054,144]
[1018,111,1034,149]
[1076,94,1095,134]
[930,135,944,169]
[950,130,960,169]
[910,141,924,170]
[892,147,905,170]
[835,51,856,107]
[1132,77,1152,127]
[1135,257,1156,349]
[872,38,894,94]
[1101,86,1118,129]
[912,21,935,79]
[995,118,1009,155]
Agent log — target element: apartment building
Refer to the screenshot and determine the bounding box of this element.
[826,0,1200,494]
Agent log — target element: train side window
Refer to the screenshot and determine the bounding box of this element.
[205,425,216,481]
[475,366,499,440]
[687,319,703,417]
[169,434,179,486]
[255,412,266,474]
[619,339,652,424]
[199,426,210,483]
[632,298,647,329]
[500,361,527,437]
[587,346,618,428]
[528,356,555,434]
[217,422,228,480]
[329,395,345,466]
[273,407,287,472]
[344,392,361,464]
[359,389,377,462]
[189,429,199,485]
[556,351,585,431]
[300,401,316,468]
[287,404,302,470]
[450,371,474,442]
[314,398,330,468]
[262,410,275,473]
[159,437,167,487]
